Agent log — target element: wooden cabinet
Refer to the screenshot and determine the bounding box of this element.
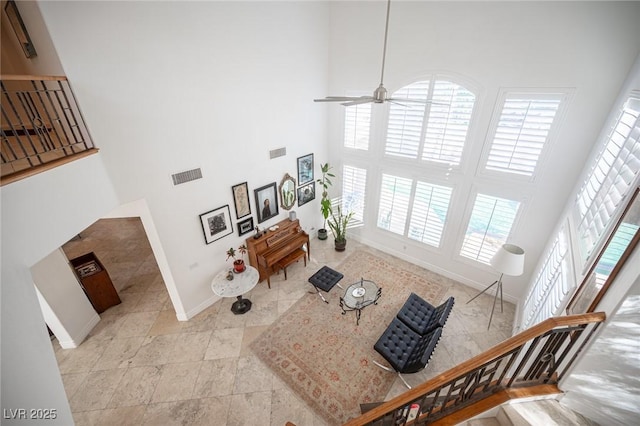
[70,252,121,314]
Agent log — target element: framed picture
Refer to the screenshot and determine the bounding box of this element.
[237,216,254,236]
[231,182,251,219]
[297,153,314,185]
[297,182,316,207]
[199,205,233,244]
[255,182,279,224]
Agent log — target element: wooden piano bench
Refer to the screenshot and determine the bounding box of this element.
[276,248,307,280]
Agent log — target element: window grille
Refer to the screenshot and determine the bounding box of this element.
[408,182,452,247]
[485,94,563,177]
[377,174,412,235]
[342,164,367,224]
[574,93,640,262]
[460,193,520,264]
[521,223,573,328]
[422,81,475,165]
[344,104,371,150]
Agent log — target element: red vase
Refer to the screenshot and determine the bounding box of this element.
[233,260,246,273]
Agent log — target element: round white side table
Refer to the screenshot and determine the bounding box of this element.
[211,265,259,314]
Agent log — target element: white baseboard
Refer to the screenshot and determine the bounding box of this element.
[58,313,101,349]
[179,294,219,321]
[353,235,519,304]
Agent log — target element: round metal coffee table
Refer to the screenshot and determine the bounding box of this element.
[340,278,382,325]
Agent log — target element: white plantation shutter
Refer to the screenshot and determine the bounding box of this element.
[344,103,371,150]
[385,81,429,158]
[574,94,640,260]
[486,95,562,176]
[422,81,475,165]
[377,174,412,235]
[460,194,520,264]
[408,182,452,247]
[521,224,573,329]
[342,165,367,224]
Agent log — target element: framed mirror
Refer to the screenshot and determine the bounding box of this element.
[567,187,640,314]
[279,173,296,211]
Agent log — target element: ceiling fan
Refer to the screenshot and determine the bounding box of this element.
[314,0,432,107]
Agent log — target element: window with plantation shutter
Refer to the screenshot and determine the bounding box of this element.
[460,193,520,264]
[408,182,452,247]
[342,164,367,224]
[422,81,475,165]
[521,223,573,329]
[377,174,412,235]
[344,104,371,150]
[485,94,563,177]
[385,81,430,158]
[574,93,640,261]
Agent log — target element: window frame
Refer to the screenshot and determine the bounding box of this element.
[456,187,526,267]
[478,88,572,183]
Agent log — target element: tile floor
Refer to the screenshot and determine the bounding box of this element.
[55,218,515,426]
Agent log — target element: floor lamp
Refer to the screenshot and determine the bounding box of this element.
[467,244,525,330]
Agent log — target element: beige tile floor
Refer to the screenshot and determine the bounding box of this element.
[55,218,515,426]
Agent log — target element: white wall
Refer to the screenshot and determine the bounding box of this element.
[1,155,120,425]
[38,1,331,319]
[323,1,640,300]
[560,247,640,425]
[545,55,640,426]
[32,249,100,349]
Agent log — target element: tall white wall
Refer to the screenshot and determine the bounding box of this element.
[560,247,640,425]
[1,155,120,425]
[38,1,331,319]
[2,2,330,421]
[323,1,640,300]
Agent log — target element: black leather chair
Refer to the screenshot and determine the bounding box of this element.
[396,293,455,335]
[308,266,344,303]
[373,317,443,389]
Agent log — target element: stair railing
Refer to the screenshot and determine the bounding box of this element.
[1,75,97,185]
[343,312,606,426]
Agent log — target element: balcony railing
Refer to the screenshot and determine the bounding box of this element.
[1,75,97,185]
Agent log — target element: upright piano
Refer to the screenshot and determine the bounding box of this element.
[245,218,310,287]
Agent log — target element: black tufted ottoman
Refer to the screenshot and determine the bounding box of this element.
[373,317,443,389]
[308,266,344,303]
[396,293,455,335]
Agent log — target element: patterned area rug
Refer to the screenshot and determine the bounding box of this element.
[250,250,448,425]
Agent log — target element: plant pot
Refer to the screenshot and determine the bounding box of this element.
[318,228,328,240]
[334,238,347,252]
[233,260,246,273]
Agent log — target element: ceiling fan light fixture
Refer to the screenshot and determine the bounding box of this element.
[373,84,387,103]
[314,0,440,108]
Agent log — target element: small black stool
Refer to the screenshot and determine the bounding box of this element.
[308,266,344,303]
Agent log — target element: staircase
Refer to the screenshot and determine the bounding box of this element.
[462,399,599,426]
[341,313,606,426]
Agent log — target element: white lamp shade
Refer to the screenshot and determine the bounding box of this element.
[490,244,525,276]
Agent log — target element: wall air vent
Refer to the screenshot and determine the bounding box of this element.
[171,168,202,185]
[269,147,287,159]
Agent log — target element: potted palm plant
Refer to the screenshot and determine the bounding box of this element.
[316,163,335,240]
[327,205,355,252]
[226,244,248,273]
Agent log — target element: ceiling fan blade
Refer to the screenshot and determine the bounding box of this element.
[314,96,365,102]
[341,98,374,106]
[388,97,451,106]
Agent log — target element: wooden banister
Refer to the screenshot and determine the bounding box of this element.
[343,312,605,426]
[2,75,95,184]
[1,75,67,81]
